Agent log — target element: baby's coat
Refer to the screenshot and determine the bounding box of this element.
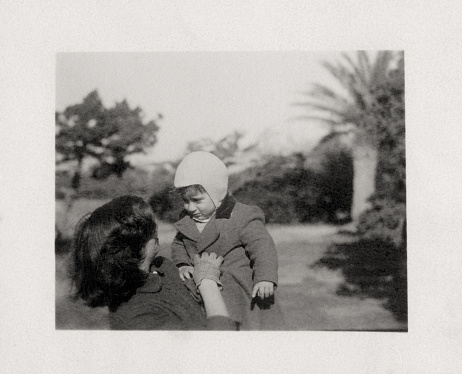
[171,195,284,330]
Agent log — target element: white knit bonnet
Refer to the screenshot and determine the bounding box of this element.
[174,151,228,208]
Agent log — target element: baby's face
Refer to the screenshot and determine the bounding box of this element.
[182,191,216,220]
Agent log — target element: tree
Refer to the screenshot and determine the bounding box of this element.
[309,53,407,322]
[56,90,160,192]
[306,134,354,222]
[295,51,402,224]
[186,131,244,166]
[368,54,405,204]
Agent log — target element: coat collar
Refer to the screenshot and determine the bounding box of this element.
[137,257,165,293]
[173,195,236,249]
[176,193,236,221]
[174,213,219,249]
[215,194,236,219]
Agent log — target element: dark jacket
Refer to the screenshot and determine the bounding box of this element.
[171,195,284,330]
[109,257,237,330]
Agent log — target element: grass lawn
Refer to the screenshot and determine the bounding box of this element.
[56,199,407,331]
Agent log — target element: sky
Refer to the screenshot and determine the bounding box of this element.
[56,51,347,164]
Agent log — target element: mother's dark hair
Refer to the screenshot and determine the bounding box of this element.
[70,195,157,311]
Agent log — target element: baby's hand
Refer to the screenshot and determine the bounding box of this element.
[252,281,274,299]
[179,265,194,281]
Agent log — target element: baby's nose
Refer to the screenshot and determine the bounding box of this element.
[186,202,196,212]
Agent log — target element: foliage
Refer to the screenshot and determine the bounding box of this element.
[55,236,72,256]
[233,179,302,224]
[355,50,406,245]
[296,50,405,204]
[148,186,184,223]
[56,90,160,190]
[370,61,405,203]
[56,167,158,200]
[186,131,244,166]
[313,52,407,322]
[295,51,396,133]
[307,134,354,221]
[296,51,403,223]
[357,199,406,245]
[233,150,353,224]
[228,154,297,191]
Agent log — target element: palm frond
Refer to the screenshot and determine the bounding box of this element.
[291,115,338,127]
[305,84,352,107]
[370,51,393,86]
[297,51,396,132]
[321,61,351,86]
[357,51,371,82]
[293,101,350,118]
[341,52,369,87]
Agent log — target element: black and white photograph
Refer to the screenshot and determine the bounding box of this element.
[2,1,462,373]
[55,51,407,332]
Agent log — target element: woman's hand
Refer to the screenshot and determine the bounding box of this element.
[193,252,223,289]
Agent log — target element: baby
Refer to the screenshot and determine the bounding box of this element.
[171,151,284,330]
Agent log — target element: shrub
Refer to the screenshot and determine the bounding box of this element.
[233,150,353,224]
[233,180,300,224]
[233,172,335,224]
[56,168,160,200]
[148,187,183,223]
[357,198,406,246]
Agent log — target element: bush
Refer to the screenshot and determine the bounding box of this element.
[233,180,300,224]
[357,198,406,246]
[148,187,183,223]
[233,150,353,224]
[55,168,163,201]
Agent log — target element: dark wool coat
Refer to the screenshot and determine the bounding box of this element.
[109,256,207,330]
[109,257,237,330]
[171,195,285,330]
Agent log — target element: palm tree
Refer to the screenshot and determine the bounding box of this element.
[295,51,400,224]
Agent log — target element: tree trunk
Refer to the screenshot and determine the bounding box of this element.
[71,158,83,192]
[350,139,378,223]
[56,158,81,240]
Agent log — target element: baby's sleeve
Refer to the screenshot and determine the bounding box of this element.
[171,232,192,267]
[239,206,278,286]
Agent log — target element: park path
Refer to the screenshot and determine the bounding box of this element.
[269,224,407,331]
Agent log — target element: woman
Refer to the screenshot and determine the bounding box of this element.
[70,195,236,330]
